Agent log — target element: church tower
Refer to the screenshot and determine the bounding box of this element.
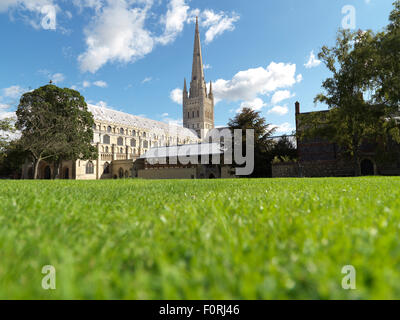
[183,17,215,139]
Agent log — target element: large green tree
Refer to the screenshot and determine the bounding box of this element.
[300,2,400,175]
[228,107,276,177]
[16,84,97,179]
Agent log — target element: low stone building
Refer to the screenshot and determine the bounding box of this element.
[136,143,235,180]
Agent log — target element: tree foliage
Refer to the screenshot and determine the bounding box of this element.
[271,135,297,163]
[228,107,276,177]
[0,118,16,152]
[16,85,97,179]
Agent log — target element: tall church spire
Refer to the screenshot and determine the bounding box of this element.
[190,16,206,98]
[183,16,214,139]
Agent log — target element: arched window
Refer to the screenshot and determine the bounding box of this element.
[119,168,124,179]
[120,148,124,154]
[103,135,110,145]
[105,146,109,153]
[107,126,112,133]
[93,124,97,130]
[132,130,136,136]
[120,128,124,135]
[104,162,110,174]
[197,110,199,117]
[131,139,136,147]
[117,137,124,146]
[86,161,94,174]
[125,170,129,178]
[143,140,149,149]
[143,132,147,138]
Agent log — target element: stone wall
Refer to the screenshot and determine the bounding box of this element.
[272,160,355,178]
[272,162,299,178]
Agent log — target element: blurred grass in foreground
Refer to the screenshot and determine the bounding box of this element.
[0,177,399,299]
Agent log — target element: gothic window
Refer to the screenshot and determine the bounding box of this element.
[104,162,110,174]
[119,168,124,179]
[120,148,124,154]
[192,111,195,118]
[120,128,124,135]
[105,146,109,153]
[93,124,97,130]
[131,139,136,147]
[143,132,147,138]
[197,110,199,117]
[103,135,110,145]
[188,112,190,119]
[107,126,112,133]
[117,137,124,146]
[143,140,149,149]
[132,130,136,136]
[86,161,94,174]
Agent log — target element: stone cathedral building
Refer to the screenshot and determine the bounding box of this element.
[22,17,227,180]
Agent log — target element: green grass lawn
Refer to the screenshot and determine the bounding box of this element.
[0,177,400,299]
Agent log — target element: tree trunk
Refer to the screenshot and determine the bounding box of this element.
[34,158,41,180]
[53,159,61,179]
[353,150,361,176]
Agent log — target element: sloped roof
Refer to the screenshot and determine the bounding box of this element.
[141,143,223,159]
[88,104,199,140]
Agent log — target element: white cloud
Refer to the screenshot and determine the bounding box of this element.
[271,122,294,134]
[268,105,289,116]
[83,81,91,88]
[304,50,321,69]
[170,88,182,104]
[213,62,299,103]
[0,1,58,30]
[93,80,107,88]
[204,64,212,70]
[73,0,103,12]
[157,0,189,45]
[52,73,65,84]
[78,0,154,73]
[238,98,266,112]
[3,85,26,99]
[271,90,294,105]
[200,9,240,44]
[142,77,152,84]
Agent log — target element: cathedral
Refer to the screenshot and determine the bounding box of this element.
[22,17,225,180]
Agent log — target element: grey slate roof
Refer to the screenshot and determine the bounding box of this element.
[88,104,199,140]
[140,143,223,159]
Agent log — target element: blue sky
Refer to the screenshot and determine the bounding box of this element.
[0,0,396,134]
